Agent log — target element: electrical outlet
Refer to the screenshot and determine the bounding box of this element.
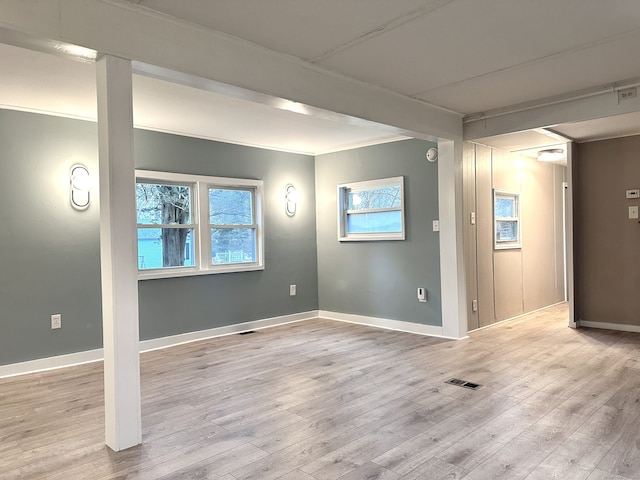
[629,205,639,219]
[432,220,440,232]
[51,314,61,329]
[417,287,427,302]
[289,284,297,296]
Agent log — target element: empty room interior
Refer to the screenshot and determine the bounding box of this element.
[1,2,640,479]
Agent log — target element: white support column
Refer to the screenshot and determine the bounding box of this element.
[438,139,469,339]
[565,142,577,328]
[96,55,142,451]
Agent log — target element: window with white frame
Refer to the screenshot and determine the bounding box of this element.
[494,189,521,249]
[136,170,263,279]
[338,176,405,241]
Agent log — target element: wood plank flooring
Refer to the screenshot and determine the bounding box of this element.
[2,303,640,479]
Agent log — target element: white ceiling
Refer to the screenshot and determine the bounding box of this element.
[0,42,407,155]
[3,0,640,154]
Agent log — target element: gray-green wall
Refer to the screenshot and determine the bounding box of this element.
[315,139,442,326]
[0,110,318,365]
[0,111,103,365]
[0,110,445,368]
[135,130,318,340]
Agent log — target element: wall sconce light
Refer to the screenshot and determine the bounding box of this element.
[537,148,564,162]
[70,164,90,210]
[285,184,298,217]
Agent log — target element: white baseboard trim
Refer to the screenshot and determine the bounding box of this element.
[578,320,640,334]
[467,301,568,333]
[0,310,318,379]
[139,310,318,353]
[0,348,104,379]
[318,310,456,339]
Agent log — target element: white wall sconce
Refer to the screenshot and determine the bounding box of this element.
[70,164,90,210]
[285,184,299,217]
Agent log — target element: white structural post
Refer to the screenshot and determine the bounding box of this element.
[96,55,142,451]
[438,139,469,339]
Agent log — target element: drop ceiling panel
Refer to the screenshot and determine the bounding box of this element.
[417,29,640,113]
[317,0,640,99]
[131,0,435,60]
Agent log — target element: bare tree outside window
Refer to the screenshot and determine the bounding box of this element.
[136,183,192,268]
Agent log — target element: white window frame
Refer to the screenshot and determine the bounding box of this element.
[337,176,405,242]
[136,170,264,280]
[493,189,521,250]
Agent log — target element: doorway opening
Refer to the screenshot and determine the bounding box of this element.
[463,140,570,332]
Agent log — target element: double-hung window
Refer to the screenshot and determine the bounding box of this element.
[136,179,196,271]
[494,189,521,249]
[209,187,258,266]
[136,170,263,279]
[338,176,405,241]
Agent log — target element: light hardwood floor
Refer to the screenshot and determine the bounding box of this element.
[2,303,640,479]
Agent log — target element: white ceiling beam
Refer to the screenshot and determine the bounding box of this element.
[0,0,462,141]
[464,87,640,140]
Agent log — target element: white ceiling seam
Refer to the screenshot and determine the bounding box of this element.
[308,0,456,64]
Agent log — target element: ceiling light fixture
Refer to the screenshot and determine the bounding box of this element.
[537,148,564,162]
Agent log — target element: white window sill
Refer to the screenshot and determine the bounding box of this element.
[339,233,405,242]
[138,263,264,280]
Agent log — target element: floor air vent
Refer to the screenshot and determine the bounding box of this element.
[445,378,482,390]
[238,330,256,335]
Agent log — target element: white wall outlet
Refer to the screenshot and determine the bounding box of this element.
[432,220,440,232]
[289,284,297,296]
[470,212,476,225]
[51,314,61,329]
[629,205,639,219]
[472,299,478,312]
[417,287,427,302]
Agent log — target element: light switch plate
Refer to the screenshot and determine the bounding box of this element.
[629,205,639,219]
